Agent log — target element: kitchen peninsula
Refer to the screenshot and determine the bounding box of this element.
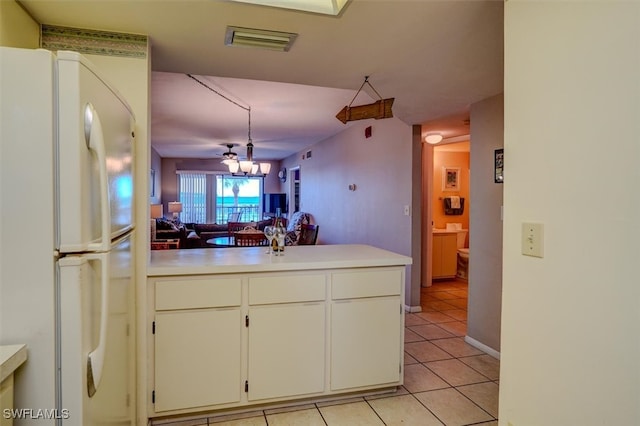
[147,244,411,418]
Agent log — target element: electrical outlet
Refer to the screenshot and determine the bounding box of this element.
[522,222,544,258]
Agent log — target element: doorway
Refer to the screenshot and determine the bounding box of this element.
[288,166,300,214]
[423,140,470,286]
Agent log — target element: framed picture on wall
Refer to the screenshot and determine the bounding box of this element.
[494,149,504,183]
[442,167,460,191]
[150,169,156,197]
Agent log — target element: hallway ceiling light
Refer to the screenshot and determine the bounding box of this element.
[228,0,349,16]
[425,133,443,144]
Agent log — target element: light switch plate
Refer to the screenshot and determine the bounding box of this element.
[522,222,544,258]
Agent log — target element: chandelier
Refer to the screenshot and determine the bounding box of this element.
[187,74,271,176]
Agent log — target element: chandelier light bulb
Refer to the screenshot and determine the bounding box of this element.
[259,163,271,175]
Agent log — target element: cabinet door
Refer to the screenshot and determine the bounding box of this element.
[440,234,458,277]
[433,234,457,279]
[247,303,325,401]
[432,234,444,278]
[331,296,402,390]
[154,308,242,412]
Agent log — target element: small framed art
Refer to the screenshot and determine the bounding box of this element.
[442,167,460,191]
[494,149,504,183]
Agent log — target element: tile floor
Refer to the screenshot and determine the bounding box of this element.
[153,278,499,426]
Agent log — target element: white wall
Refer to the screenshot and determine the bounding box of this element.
[467,93,503,353]
[500,2,640,425]
[281,118,416,307]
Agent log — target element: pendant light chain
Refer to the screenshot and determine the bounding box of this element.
[187,74,250,112]
[187,73,270,176]
[248,107,252,142]
[247,107,253,162]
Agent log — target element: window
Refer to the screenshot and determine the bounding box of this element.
[216,176,262,222]
[177,172,209,223]
[177,171,263,223]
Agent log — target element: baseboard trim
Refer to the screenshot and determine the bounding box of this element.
[464,335,501,360]
[404,304,422,313]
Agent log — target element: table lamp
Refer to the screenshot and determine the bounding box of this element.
[168,202,183,222]
[150,204,163,219]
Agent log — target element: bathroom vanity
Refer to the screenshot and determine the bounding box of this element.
[432,230,459,279]
[146,244,411,418]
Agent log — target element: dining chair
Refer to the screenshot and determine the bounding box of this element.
[298,223,319,245]
[227,221,246,238]
[227,211,242,222]
[234,232,268,246]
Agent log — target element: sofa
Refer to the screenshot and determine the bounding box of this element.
[153,218,185,240]
[182,219,273,248]
[152,213,312,249]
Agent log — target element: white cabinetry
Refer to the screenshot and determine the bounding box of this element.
[153,278,242,413]
[330,270,403,390]
[148,265,405,418]
[0,345,27,426]
[432,232,458,279]
[247,274,326,401]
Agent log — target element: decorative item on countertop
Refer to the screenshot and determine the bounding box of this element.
[273,209,286,255]
[335,76,394,124]
[263,225,276,254]
[444,196,465,215]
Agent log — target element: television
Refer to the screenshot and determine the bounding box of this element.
[263,193,288,215]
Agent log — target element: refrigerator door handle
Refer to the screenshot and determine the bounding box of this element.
[84,103,111,252]
[86,252,110,397]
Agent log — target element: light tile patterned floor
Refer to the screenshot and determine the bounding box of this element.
[152,279,499,426]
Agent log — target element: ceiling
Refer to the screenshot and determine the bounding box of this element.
[20,0,504,161]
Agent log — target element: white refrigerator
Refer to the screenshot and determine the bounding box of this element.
[0,47,136,425]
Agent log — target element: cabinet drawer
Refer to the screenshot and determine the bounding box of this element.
[332,269,402,300]
[156,277,241,310]
[248,274,325,305]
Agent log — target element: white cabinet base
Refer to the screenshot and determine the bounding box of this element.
[154,309,242,412]
[148,266,405,418]
[248,303,325,401]
[331,297,402,391]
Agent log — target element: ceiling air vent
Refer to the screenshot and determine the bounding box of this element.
[224,26,298,52]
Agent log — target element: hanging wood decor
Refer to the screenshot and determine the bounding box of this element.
[335,76,394,124]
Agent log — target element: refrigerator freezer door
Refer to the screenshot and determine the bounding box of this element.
[58,233,135,425]
[57,51,135,253]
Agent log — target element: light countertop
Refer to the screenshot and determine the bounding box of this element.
[0,344,27,382]
[433,228,468,234]
[148,244,412,276]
